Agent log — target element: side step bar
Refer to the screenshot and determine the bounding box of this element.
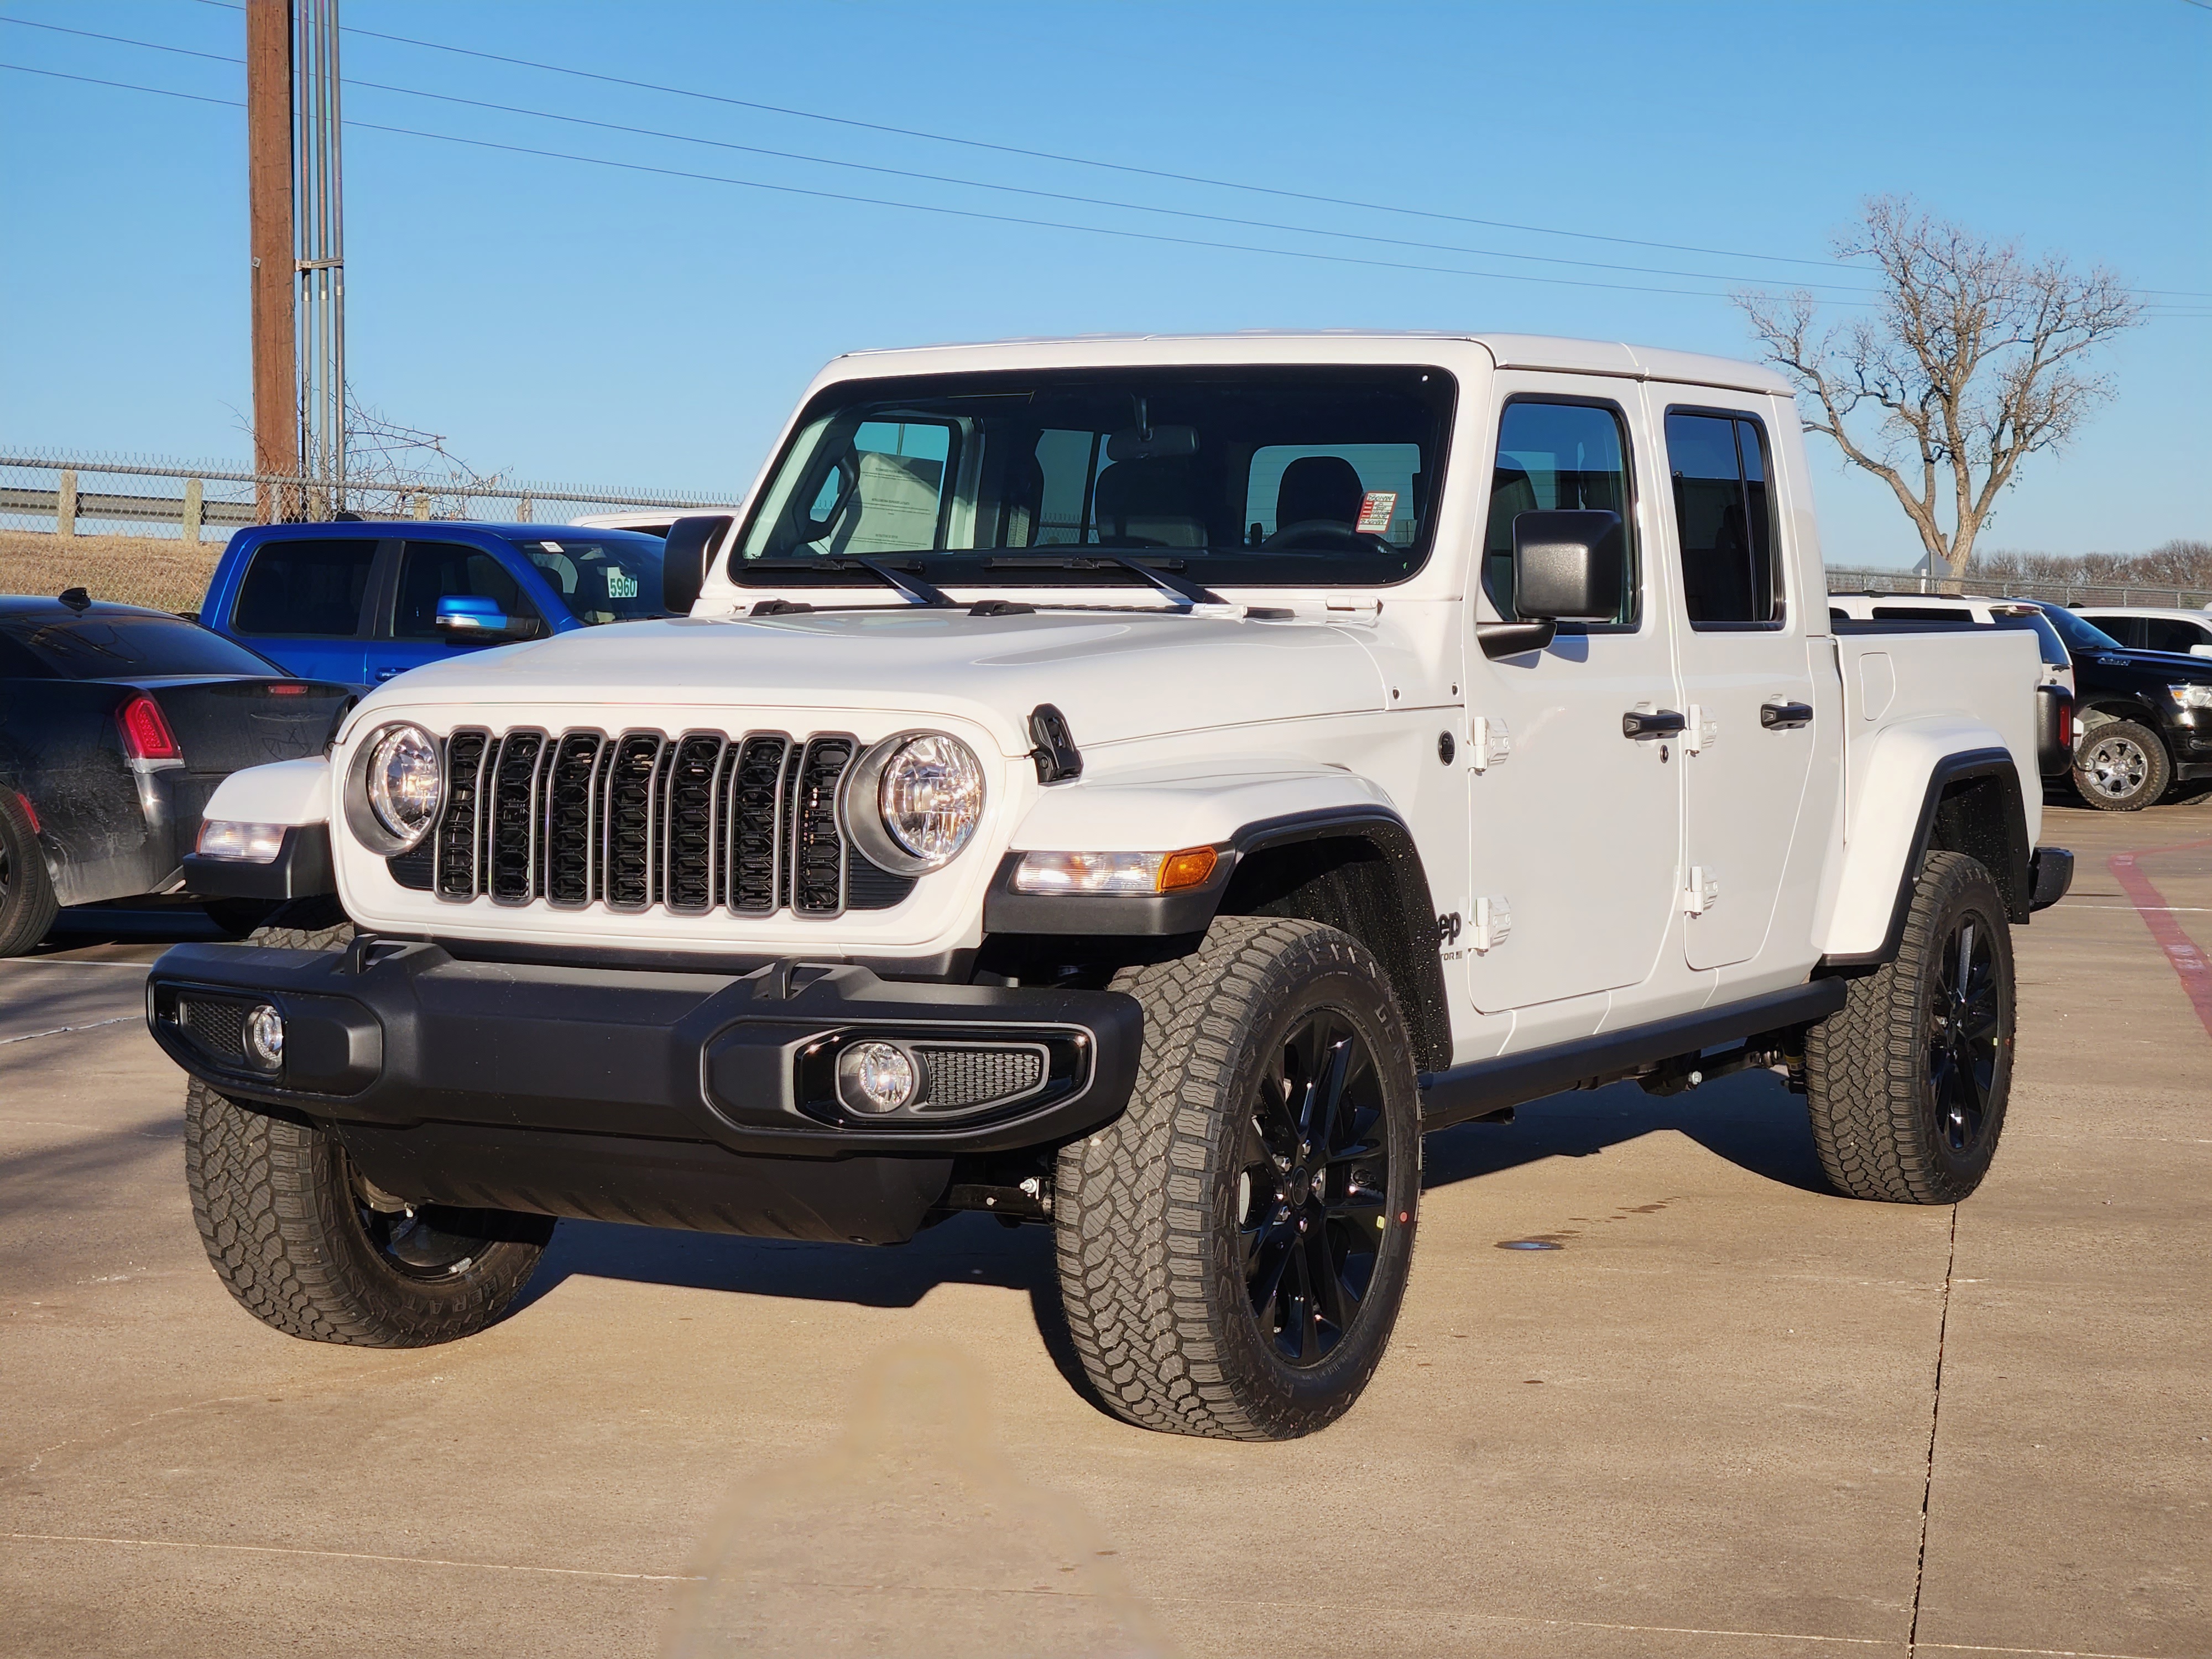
[1417,980,1848,1133]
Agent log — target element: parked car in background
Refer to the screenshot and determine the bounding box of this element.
[1827,592,2075,697]
[0,593,353,954]
[2033,602,2212,810]
[2071,605,2212,659]
[568,508,738,538]
[197,521,671,687]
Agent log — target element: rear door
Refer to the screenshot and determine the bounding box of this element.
[223,535,379,684]
[1663,400,1822,971]
[1462,380,1685,1019]
[369,538,549,685]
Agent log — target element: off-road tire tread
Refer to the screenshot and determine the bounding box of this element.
[2073,718,2169,813]
[1803,850,2012,1204]
[183,902,545,1345]
[0,791,60,958]
[1053,915,1417,1441]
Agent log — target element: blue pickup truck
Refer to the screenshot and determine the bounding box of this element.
[197,520,670,686]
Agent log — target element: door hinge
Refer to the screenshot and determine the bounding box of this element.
[1684,866,1720,915]
[1470,895,1512,952]
[1469,715,1512,772]
[1685,704,1718,753]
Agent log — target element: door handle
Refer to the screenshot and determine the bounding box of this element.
[1760,700,1814,731]
[1621,708,1687,740]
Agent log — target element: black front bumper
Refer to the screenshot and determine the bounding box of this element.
[146,941,1140,1244]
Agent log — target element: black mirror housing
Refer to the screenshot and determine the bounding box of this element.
[1511,509,1625,623]
[662,515,734,614]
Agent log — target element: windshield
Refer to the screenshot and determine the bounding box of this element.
[1,611,284,680]
[733,367,1455,591]
[508,533,668,624]
[2039,605,2125,654]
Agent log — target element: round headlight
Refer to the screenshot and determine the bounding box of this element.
[876,734,984,870]
[366,724,442,849]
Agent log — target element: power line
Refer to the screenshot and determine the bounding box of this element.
[2,16,1891,295]
[177,0,1865,275]
[12,56,2208,320]
[3,59,1861,304]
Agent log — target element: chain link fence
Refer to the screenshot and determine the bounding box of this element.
[1823,565,2212,612]
[1,448,736,614]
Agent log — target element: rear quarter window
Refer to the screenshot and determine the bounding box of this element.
[233,538,377,637]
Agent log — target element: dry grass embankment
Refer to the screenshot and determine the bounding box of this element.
[0,530,222,614]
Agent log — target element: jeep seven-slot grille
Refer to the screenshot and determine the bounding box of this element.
[390,727,915,917]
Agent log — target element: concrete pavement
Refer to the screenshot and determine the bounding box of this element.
[2,805,2205,1657]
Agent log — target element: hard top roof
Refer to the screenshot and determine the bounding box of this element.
[827,330,1794,398]
[0,593,181,619]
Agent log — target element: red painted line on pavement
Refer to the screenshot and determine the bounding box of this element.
[2107,840,2212,1040]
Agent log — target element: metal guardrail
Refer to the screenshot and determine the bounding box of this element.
[0,449,734,545]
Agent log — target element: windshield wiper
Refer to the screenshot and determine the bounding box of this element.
[982,554,1228,608]
[747,557,955,608]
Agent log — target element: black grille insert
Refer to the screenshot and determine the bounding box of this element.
[408,723,897,920]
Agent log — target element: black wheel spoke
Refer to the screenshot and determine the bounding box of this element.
[1288,1241,1319,1363]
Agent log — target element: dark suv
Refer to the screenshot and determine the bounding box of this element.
[2036,603,2212,811]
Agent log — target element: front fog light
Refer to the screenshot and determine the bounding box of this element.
[836,1040,921,1114]
[243,1003,284,1071]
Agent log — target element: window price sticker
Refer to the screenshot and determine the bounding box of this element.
[1355,491,1398,534]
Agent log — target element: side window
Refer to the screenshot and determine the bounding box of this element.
[1666,411,1782,626]
[2084,615,2141,648]
[231,538,375,637]
[1480,399,1637,625]
[2143,618,2206,654]
[393,542,541,640]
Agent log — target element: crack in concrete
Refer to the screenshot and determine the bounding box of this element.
[2,1531,701,1583]
[1908,1204,1960,1657]
[0,1016,137,1046]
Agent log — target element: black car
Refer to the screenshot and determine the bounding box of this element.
[2036,602,2212,811]
[0,593,354,954]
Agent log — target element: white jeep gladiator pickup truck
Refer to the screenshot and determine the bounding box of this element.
[159,333,2072,1441]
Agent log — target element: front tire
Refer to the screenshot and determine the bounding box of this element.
[2073,718,2169,811]
[1804,850,2015,1204]
[1053,916,1422,1441]
[183,904,552,1345]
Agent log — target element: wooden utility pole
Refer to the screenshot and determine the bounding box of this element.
[246,0,296,520]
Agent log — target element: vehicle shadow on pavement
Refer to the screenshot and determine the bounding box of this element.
[1421,1068,1829,1197]
[512,1212,1115,1415]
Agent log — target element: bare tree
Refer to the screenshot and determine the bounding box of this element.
[1737,197,2141,580]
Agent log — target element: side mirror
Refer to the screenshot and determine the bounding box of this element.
[435,594,538,641]
[1511,509,1626,622]
[662,514,734,614]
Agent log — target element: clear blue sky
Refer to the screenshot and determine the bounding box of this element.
[2,0,2206,567]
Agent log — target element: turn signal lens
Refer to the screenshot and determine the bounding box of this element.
[118,695,181,761]
[197,820,288,863]
[1159,846,1218,891]
[1012,847,1222,895]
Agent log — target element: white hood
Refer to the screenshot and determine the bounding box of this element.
[349,607,1391,753]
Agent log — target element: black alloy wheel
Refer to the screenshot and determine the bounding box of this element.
[352,1170,497,1279]
[1238,1009,1391,1368]
[0,791,59,957]
[1927,912,2002,1159]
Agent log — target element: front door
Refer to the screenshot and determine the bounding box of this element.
[370,540,548,685]
[1463,382,1684,1018]
[1661,401,1820,971]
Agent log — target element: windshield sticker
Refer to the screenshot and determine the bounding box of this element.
[1356,491,1398,534]
[606,570,639,599]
